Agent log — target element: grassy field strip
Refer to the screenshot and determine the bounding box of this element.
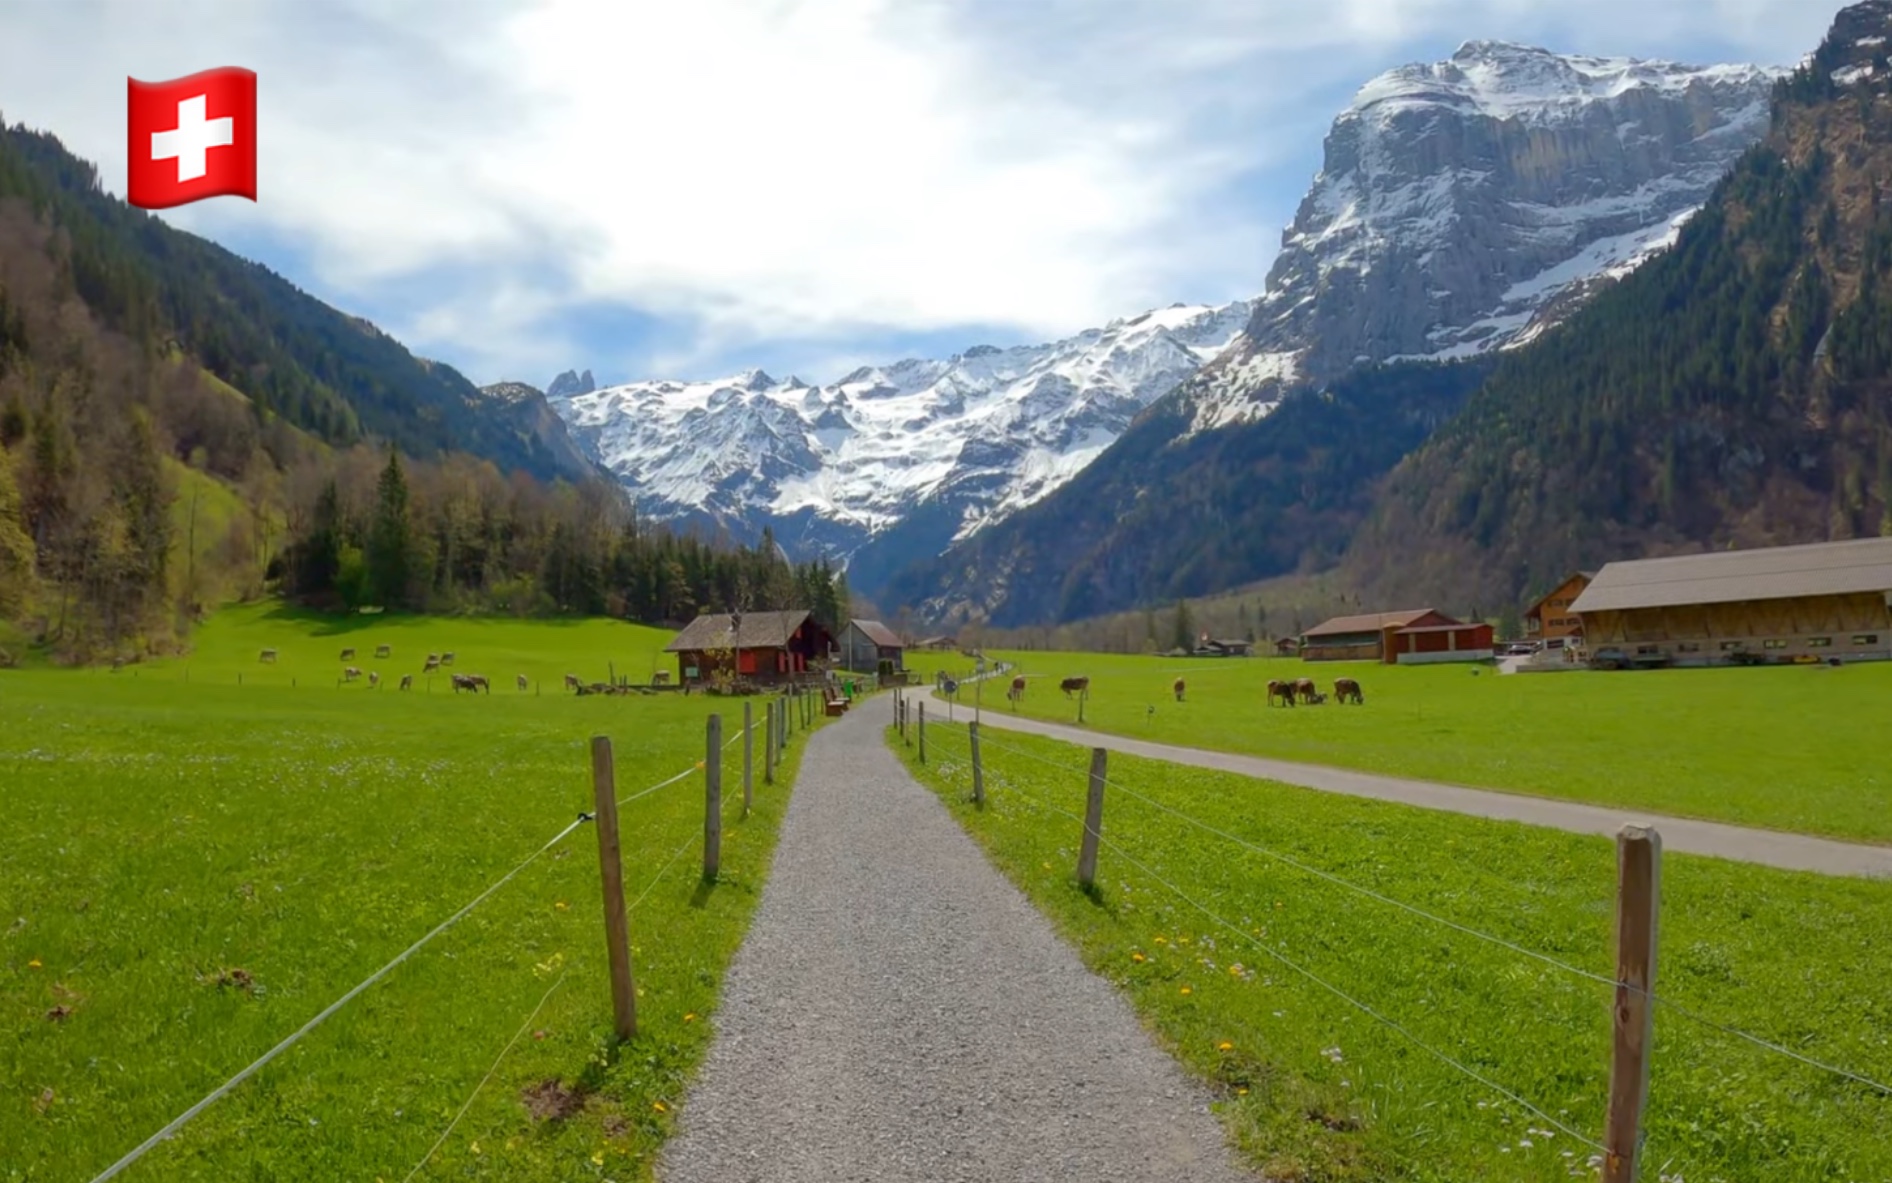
[4,657,818,1183]
[902,649,1892,844]
[891,716,1892,1182]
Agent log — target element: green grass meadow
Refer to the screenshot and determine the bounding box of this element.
[905,648,1892,843]
[890,719,1892,1182]
[2,607,819,1182]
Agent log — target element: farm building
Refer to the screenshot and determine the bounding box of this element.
[839,619,906,675]
[1526,572,1594,643]
[1274,637,1301,657]
[1569,538,1892,666]
[665,610,836,687]
[1195,636,1253,657]
[916,635,958,650]
[1387,621,1496,665]
[1300,609,1459,662]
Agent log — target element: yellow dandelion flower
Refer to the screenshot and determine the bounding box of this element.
[1237,1087,1249,1096]
[1229,966,1243,977]
[27,959,41,969]
[470,1140,481,1155]
[1180,986,1193,996]
[1041,862,1052,870]
[591,1150,606,1166]
[1218,1041,1234,1051]
[653,1101,668,1113]
[1154,936,1168,945]
[1131,952,1145,963]
[684,1013,697,1022]
[554,901,569,912]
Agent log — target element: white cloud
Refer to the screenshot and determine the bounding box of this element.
[0,0,1843,383]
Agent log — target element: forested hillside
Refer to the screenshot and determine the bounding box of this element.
[1347,2,1892,608]
[0,125,846,663]
[0,121,593,482]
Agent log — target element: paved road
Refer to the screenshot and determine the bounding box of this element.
[952,704,1892,880]
[658,706,1254,1183]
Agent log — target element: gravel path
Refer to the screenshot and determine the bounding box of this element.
[658,704,1254,1183]
[962,706,1892,879]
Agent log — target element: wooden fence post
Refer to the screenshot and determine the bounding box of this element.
[704,715,723,881]
[1602,825,1661,1183]
[743,700,754,817]
[589,736,637,1041]
[969,720,984,807]
[1077,747,1107,890]
[918,701,927,764]
[764,698,776,785]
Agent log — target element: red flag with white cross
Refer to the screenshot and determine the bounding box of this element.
[127,68,257,210]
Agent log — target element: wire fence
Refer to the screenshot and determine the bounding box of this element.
[88,694,815,1183]
[907,707,1892,1172]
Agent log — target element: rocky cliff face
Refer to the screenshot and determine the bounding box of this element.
[472,380,602,480]
[1178,42,1783,434]
[546,369,596,400]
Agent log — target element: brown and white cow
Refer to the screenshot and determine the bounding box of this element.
[1173,677,1186,702]
[1293,677,1319,704]
[1060,676,1090,697]
[1334,677,1364,705]
[399,674,413,691]
[564,673,581,692]
[441,652,456,666]
[517,674,529,692]
[367,671,380,689]
[258,648,278,663]
[340,647,356,662]
[343,666,362,682]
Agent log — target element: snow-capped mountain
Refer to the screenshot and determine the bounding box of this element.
[552,299,1253,560]
[1177,41,1784,435]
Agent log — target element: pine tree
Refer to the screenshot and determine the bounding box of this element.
[0,448,36,617]
[1171,599,1194,652]
[367,448,412,608]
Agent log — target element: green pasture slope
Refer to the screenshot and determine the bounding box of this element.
[906,649,1892,843]
[891,723,1892,1182]
[2,606,818,1182]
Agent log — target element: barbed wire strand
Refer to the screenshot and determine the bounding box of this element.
[976,762,1606,1153]
[955,723,1892,1099]
[399,971,569,1183]
[88,813,594,1183]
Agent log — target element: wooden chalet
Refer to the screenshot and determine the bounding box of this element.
[1273,637,1302,657]
[1300,609,1457,662]
[839,619,906,675]
[665,609,835,687]
[1526,572,1594,643]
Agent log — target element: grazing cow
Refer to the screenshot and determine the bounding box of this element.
[368,671,380,689]
[1293,677,1319,705]
[1266,680,1296,707]
[374,644,392,659]
[340,647,356,662]
[1060,676,1090,698]
[1334,677,1364,705]
[450,673,489,694]
[441,652,456,666]
[564,673,581,692]
[517,674,529,692]
[399,674,413,691]
[1009,675,1027,702]
[466,673,489,693]
[258,648,277,663]
[343,666,362,682]
[1173,677,1186,703]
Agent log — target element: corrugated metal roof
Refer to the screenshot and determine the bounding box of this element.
[665,610,812,652]
[1303,609,1448,638]
[851,620,903,648]
[1570,538,1892,614]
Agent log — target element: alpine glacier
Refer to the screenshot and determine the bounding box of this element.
[552,299,1253,561]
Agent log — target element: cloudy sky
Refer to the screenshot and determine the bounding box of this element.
[0,0,1840,390]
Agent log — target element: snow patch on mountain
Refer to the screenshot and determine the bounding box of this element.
[554,300,1254,558]
[1172,41,1784,436]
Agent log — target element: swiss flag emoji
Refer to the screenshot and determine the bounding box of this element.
[127,68,256,210]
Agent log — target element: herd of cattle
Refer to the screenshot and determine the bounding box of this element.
[255,645,584,695]
[993,671,1364,708]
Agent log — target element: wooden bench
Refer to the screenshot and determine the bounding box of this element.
[825,696,848,717]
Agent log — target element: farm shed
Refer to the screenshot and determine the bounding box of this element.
[916,635,958,650]
[1300,609,1459,662]
[1389,622,1496,665]
[1195,637,1253,657]
[1569,538,1892,666]
[1526,572,1594,643]
[1273,637,1302,657]
[665,610,835,687]
[839,619,905,675]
